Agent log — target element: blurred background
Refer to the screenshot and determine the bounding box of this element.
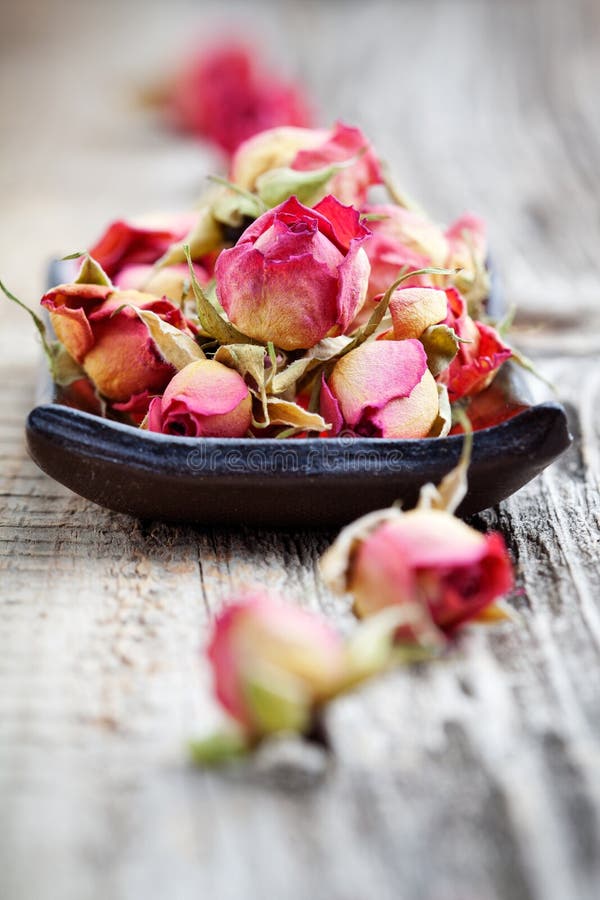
[2,0,600,357]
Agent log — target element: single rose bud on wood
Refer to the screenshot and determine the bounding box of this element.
[206,592,347,738]
[215,195,371,350]
[320,339,439,438]
[321,507,514,640]
[147,359,252,438]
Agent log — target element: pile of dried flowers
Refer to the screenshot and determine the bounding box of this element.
[4,121,516,442]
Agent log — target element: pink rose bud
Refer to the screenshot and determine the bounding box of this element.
[348,509,513,635]
[167,41,313,156]
[388,286,448,340]
[362,204,449,301]
[41,285,194,402]
[207,592,346,737]
[147,359,252,437]
[88,213,198,280]
[215,195,371,350]
[114,261,209,304]
[231,121,381,206]
[438,288,512,400]
[321,339,439,438]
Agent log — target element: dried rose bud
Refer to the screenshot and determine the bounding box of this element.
[147,359,252,437]
[349,510,513,634]
[41,285,194,402]
[387,286,448,340]
[167,41,313,155]
[231,121,382,206]
[321,508,513,641]
[207,592,346,737]
[321,339,439,438]
[114,262,209,305]
[215,195,370,350]
[438,287,512,400]
[88,214,198,280]
[362,203,449,301]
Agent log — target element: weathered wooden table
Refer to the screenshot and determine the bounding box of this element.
[1,1,599,898]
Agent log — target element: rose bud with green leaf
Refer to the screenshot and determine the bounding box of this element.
[147,359,252,437]
[214,195,371,350]
[320,339,440,438]
[438,287,512,401]
[41,284,199,403]
[230,121,382,207]
[206,591,347,739]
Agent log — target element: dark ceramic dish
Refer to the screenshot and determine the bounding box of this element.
[25,263,571,527]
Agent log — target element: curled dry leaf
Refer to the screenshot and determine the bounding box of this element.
[133,308,205,371]
[259,398,329,433]
[214,343,269,417]
[270,336,351,396]
[185,247,259,345]
[428,384,452,438]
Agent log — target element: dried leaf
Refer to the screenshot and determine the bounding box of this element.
[185,246,260,345]
[418,411,472,513]
[51,343,86,387]
[215,343,268,417]
[428,384,452,438]
[157,205,224,268]
[257,398,329,433]
[320,508,403,595]
[75,254,113,287]
[270,337,351,395]
[256,155,362,209]
[134,308,204,370]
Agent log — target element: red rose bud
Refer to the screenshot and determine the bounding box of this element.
[41,285,194,401]
[215,195,371,350]
[147,359,252,438]
[88,213,198,280]
[231,121,382,206]
[347,509,513,636]
[206,592,346,737]
[321,339,439,438]
[438,287,512,401]
[167,41,313,156]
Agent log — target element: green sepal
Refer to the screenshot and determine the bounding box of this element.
[189,730,250,767]
[184,245,260,346]
[208,175,266,221]
[74,254,113,287]
[243,664,311,736]
[51,343,86,387]
[420,323,460,376]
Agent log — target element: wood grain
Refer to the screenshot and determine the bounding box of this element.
[1,1,600,899]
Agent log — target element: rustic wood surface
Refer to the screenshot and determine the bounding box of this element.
[1,1,599,898]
